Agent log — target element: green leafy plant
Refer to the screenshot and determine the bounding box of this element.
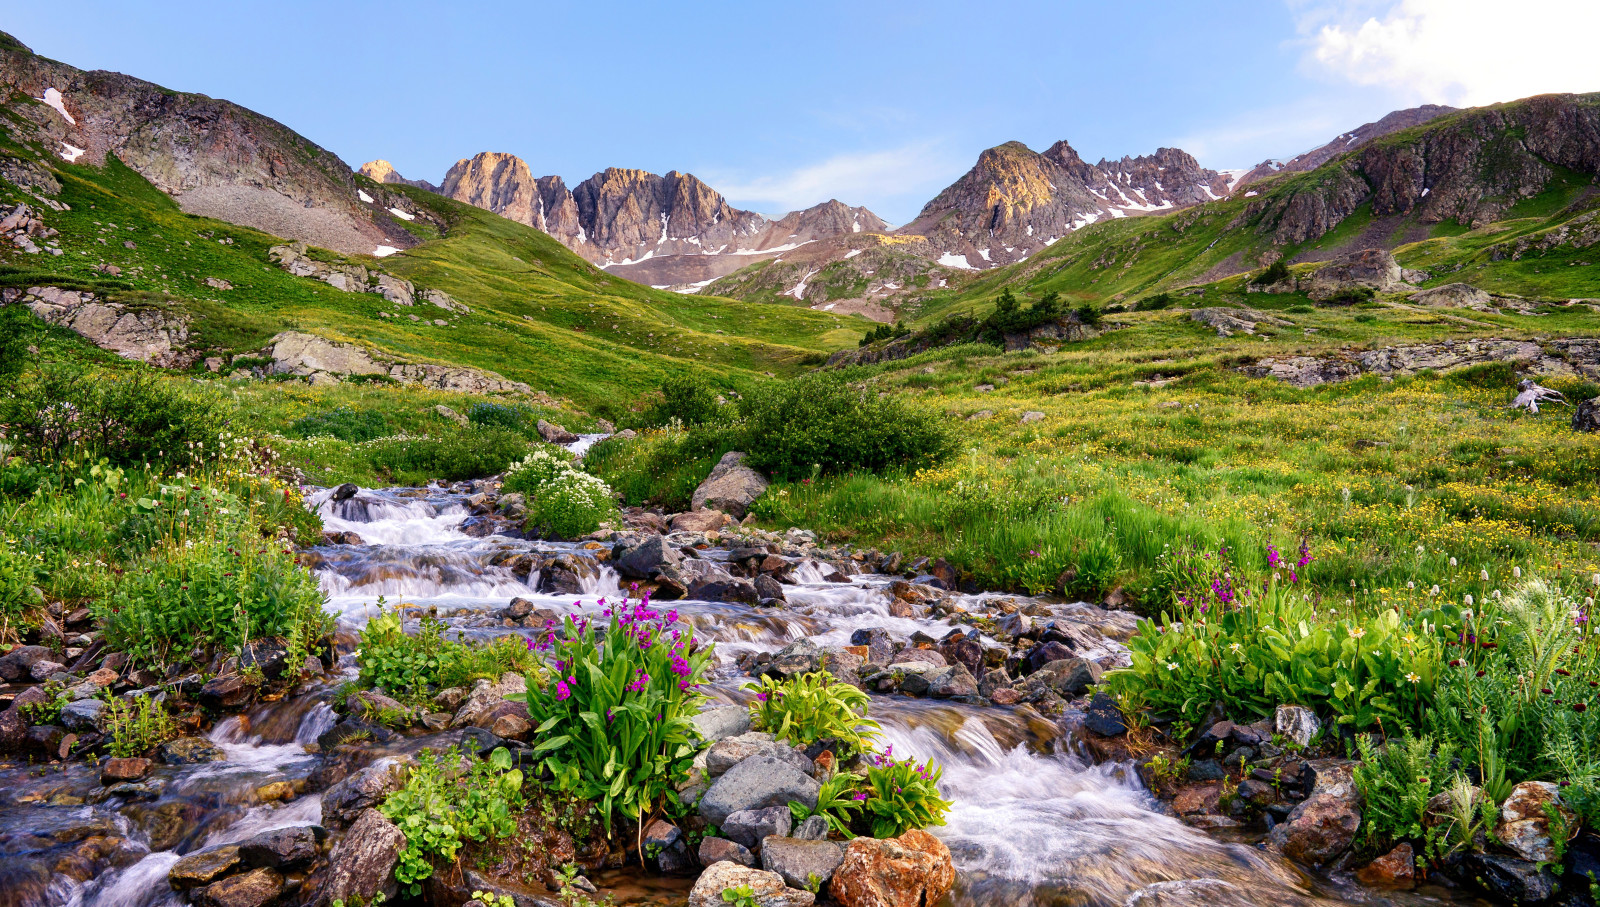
[358,603,452,697]
[470,892,514,907]
[103,694,179,757]
[379,746,524,894]
[517,592,712,834]
[502,447,619,539]
[737,373,955,481]
[1353,732,1456,850]
[747,671,880,755]
[862,749,951,838]
[789,770,866,837]
[720,886,760,907]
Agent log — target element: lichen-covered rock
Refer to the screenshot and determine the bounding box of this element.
[1304,249,1402,300]
[1494,781,1576,863]
[1410,283,1494,310]
[829,829,955,907]
[762,837,845,890]
[687,861,814,907]
[316,808,406,906]
[699,755,821,826]
[9,286,192,367]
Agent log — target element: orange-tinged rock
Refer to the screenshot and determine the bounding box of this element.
[829,829,954,907]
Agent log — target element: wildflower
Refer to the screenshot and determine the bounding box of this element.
[1348,627,1366,639]
[1165,662,1179,671]
[1407,581,1416,590]
[555,680,571,701]
[1449,557,1457,567]
[1481,569,1490,582]
[1464,594,1474,607]
[1228,643,1242,653]
[1405,673,1421,683]
[1514,566,1522,578]
[1576,703,1589,713]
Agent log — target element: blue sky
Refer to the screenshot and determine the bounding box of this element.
[3,0,1595,224]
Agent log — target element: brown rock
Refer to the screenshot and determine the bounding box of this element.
[86,668,119,687]
[1495,781,1577,863]
[1356,843,1415,890]
[195,866,283,907]
[317,809,406,905]
[1171,783,1222,817]
[670,510,732,533]
[1266,792,1361,867]
[101,757,151,784]
[829,829,955,907]
[169,846,242,889]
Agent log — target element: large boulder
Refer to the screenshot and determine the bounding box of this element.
[1411,283,1494,310]
[688,861,814,907]
[319,758,411,830]
[706,733,813,777]
[1495,781,1576,863]
[724,806,793,850]
[829,830,955,907]
[537,419,579,444]
[1305,249,1402,300]
[691,452,768,519]
[762,837,845,890]
[316,808,406,906]
[612,535,683,580]
[692,706,753,744]
[1574,397,1600,433]
[700,755,821,826]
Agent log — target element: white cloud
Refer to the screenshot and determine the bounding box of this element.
[1301,0,1600,106]
[706,142,963,218]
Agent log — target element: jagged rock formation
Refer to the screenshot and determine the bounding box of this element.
[437,153,584,249]
[1254,94,1600,246]
[1190,307,1291,337]
[0,31,416,257]
[268,243,466,312]
[899,141,1234,269]
[4,286,193,367]
[0,202,59,254]
[358,160,437,193]
[1243,338,1600,387]
[262,331,539,395]
[1234,105,1458,189]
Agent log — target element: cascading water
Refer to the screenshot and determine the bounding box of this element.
[300,483,1460,907]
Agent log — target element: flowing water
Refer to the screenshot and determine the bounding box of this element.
[0,469,1483,907]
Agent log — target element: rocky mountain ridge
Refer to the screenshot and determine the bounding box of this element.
[1233,104,1458,190]
[0,32,418,257]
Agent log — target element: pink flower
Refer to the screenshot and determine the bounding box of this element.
[555,680,571,701]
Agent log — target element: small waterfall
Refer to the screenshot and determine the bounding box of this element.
[580,565,622,599]
[71,851,183,907]
[566,433,610,459]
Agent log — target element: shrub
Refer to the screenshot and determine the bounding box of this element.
[1285,304,1314,313]
[859,322,912,348]
[0,366,227,468]
[501,447,578,497]
[289,407,389,443]
[96,533,331,670]
[862,748,951,838]
[0,533,43,627]
[467,402,531,433]
[1254,260,1291,286]
[517,593,712,832]
[1135,292,1174,311]
[737,373,955,481]
[1353,732,1455,851]
[527,470,619,540]
[747,671,880,755]
[584,426,739,510]
[1323,286,1376,306]
[642,375,723,427]
[358,606,453,698]
[1074,302,1102,327]
[380,746,524,893]
[362,428,528,483]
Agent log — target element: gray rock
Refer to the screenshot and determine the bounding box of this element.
[1273,705,1320,748]
[1305,249,1402,300]
[1411,282,1493,310]
[537,419,578,444]
[688,861,814,907]
[706,733,813,777]
[724,806,793,850]
[761,836,845,889]
[320,758,411,830]
[1463,853,1555,903]
[317,809,405,906]
[59,699,105,732]
[700,836,757,867]
[0,645,54,682]
[928,664,978,699]
[700,755,821,826]
[693,705,753,744]
[1024,657,1102,696]
[613,535,683,579]
[1082,693,1126,737]
[237,825,322,868]
[793,815,830,841]
[691,451,769,519]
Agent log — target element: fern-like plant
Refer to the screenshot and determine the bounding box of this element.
[1353,732,1455,850]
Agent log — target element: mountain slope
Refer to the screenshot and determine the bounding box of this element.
[0,33,868,414]
[0,32,417,257]
[1234,104,1457,188]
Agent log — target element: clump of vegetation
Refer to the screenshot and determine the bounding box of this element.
[747,670,880,755]
[738,373,955,481]
[380,746,525,893]
[1,366,227,470]
[357,601,538,701]
[640,375,725,427]
[1135,292,1174,311]
[862,750,952,838]
[1253,260,1291,286]
[502,447,620,538]
[517,593,711,833]
[103,694,180,757]
[289,406,389,443]
[585,424,740,511]
[859,322,912,348]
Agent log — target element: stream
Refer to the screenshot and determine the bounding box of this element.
[0,462,1487,907]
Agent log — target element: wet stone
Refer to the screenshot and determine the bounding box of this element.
[158,736,225,764]
[170,845,243,889]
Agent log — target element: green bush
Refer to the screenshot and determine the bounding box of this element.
[1323,286,1376,306]
[1254,260,1291,286]
[1135,292,1174,311]
[584,426,739,510]
[103,694,179,757]
[500,447,578,497]
[358,602,538,700]
[0,532,43,625]
[467,402,532,433]
[362,428,528,483]
[859,322,912,348]
[380,746,524,894]
[516,594,712,832]
[737,373,955,481]
[747,671,880,755]
[502,447,619,539]
[1,366,227,468]
[289,406,389,442]
[642,375,723,427]
[96,532,331,670]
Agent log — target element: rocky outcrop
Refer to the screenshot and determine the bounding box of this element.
[439,153,584,250]
[1409,283,1496,310]
[1234,105,1457,189]
[691,452,768,519]
[261,331,537,395]
[1303,249,1404,300]
[1189,307,1290,337]
[268,242,466,311]
[1243,337,1600,387]
[0,32,415,256]
[0,202,59,254]
[1255,94,1600,246]
[4,286,193,367]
